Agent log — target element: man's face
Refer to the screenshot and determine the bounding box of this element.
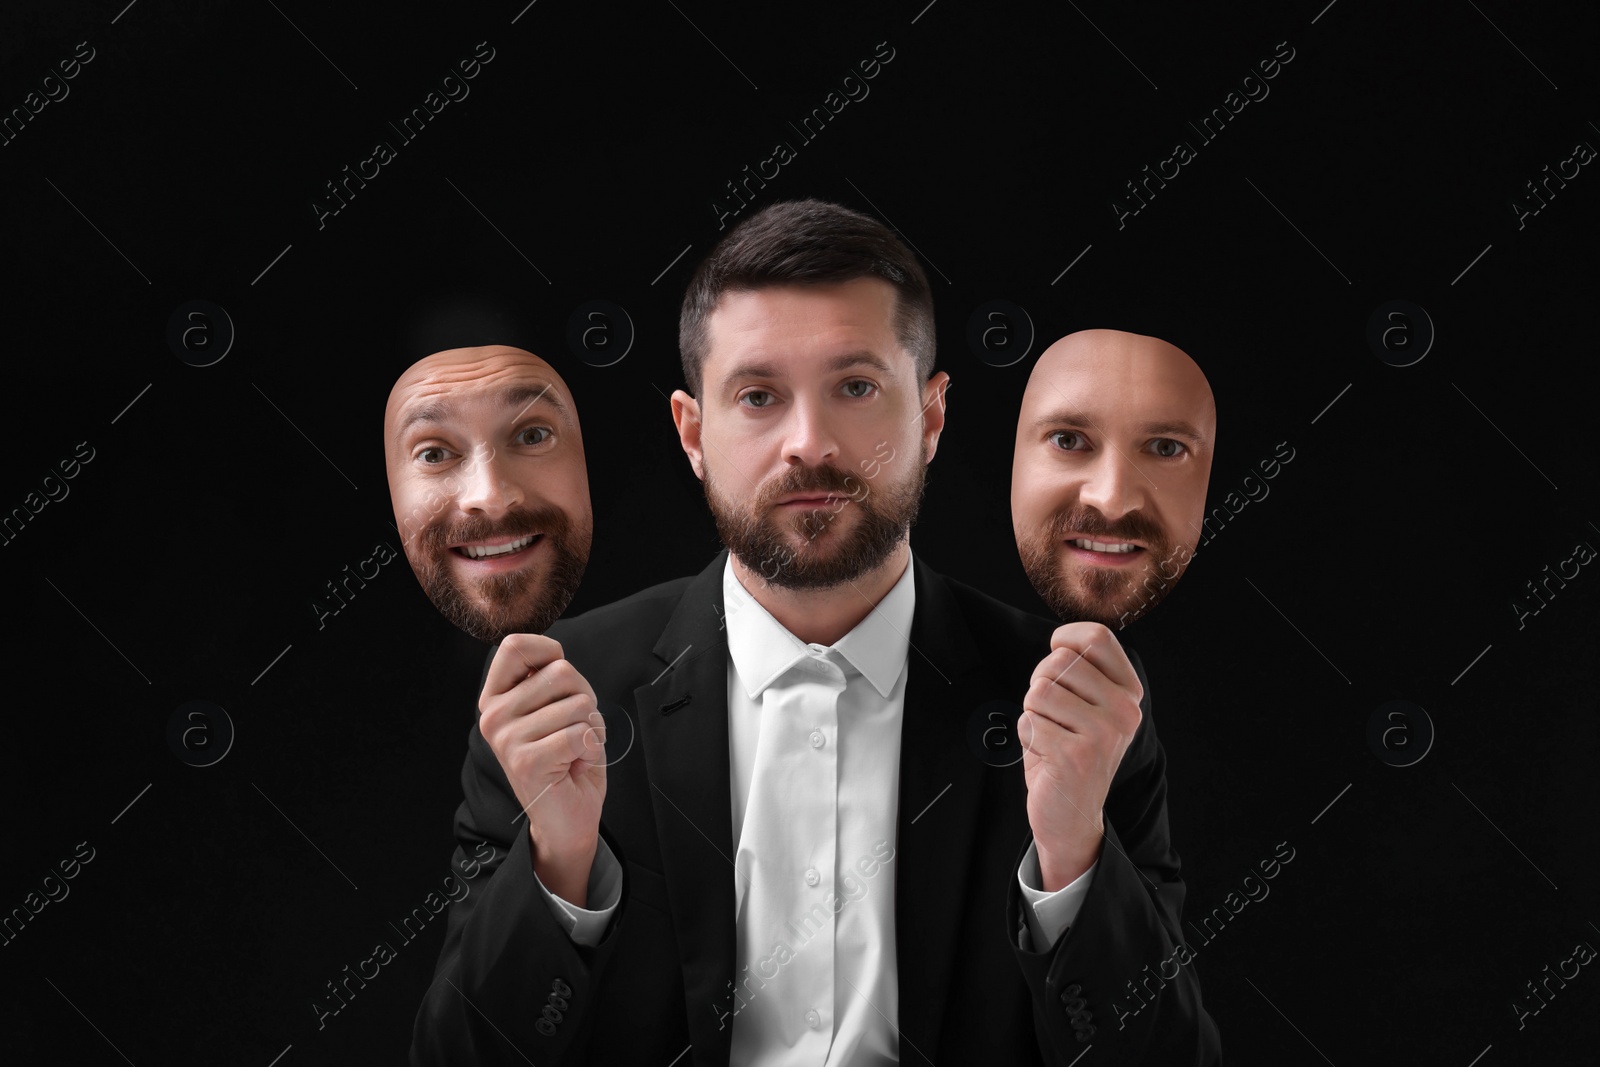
[1011,330,1215,628]
[384,346,592,642]
[672,278,948,589]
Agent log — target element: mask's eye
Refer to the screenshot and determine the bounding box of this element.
[517,426,553,446]
[1149,438,1186,458]
[1048,430,1088,451]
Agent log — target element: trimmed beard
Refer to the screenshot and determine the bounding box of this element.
[409,503,591,643]
[704,445,927,590]
[1017,503,1187,628]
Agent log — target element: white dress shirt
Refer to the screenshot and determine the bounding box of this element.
[530,551,1097,1062]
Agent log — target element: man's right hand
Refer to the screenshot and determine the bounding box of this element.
[479,634,606,906]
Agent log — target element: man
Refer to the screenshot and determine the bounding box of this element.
[383,344,592,643]
[1013,331,1216,630]
[412,202,1218,1064]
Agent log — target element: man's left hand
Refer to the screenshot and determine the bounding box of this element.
[1018,622,1144,892]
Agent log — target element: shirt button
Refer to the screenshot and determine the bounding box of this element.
[809,729,825,748]
[805,1008,821,1029]
[804,867,820,886]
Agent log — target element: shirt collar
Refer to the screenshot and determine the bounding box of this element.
[722,551,917,701]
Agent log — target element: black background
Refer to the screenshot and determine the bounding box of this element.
[4,0,1597,1063]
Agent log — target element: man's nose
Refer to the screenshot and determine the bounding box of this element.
[782,397,841,468]
[452,447,523,515]
[1077,450,1143,519]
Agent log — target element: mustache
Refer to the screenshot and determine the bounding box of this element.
[416,504,571,552]
[756,463,861,508]
[1046,504,1165,545]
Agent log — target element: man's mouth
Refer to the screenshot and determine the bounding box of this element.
[451,532,542,560]
[779,494,845,506]
[1067,538,1140,554]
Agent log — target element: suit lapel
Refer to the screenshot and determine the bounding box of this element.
[633,552,738,1063]
[894,556,999,1063]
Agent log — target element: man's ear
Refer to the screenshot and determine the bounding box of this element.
[670,389,705,481]
[920,372,951,464]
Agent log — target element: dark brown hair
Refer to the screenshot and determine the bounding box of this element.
[678,199,935,395]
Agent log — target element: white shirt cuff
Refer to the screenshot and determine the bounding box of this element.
[1017,841,1097,951]
[533,837,622,947]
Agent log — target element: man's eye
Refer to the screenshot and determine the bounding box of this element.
[1150,438,1186,458]
[417,446,451,465]
[842,380,875,399]
[517,426,553,446]
[1048,431,1088,451]
[741,390,774,408]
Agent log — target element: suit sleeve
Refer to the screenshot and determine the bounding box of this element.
[1008,648,1222,1065]
[409,718,631,1066]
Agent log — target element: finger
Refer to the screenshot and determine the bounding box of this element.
[1031,646,1121,708]
[490,693,597,750]
[501,657,597,713]
[1022,676,1096,735]
[1048,623,1141,695]
[482,633,565,700]
[1017,708,1084,759]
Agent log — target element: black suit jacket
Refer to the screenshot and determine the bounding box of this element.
[412,551,1221,1065]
